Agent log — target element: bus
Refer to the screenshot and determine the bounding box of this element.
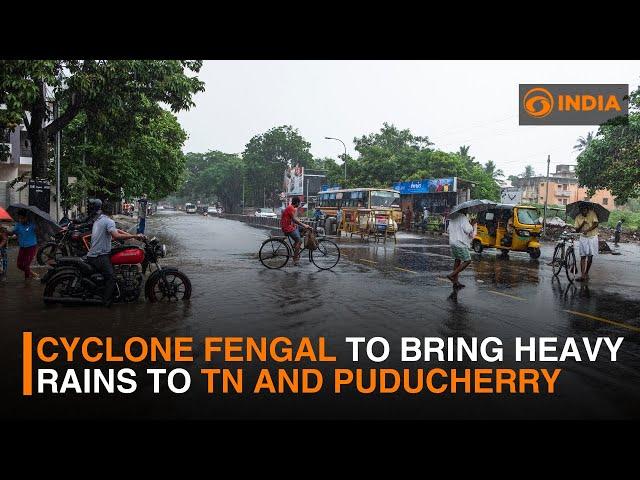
[316,188,401,239]
[184,202,197,214]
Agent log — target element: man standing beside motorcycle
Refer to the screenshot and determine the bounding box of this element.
[137,193,148,234]
[86,200,144,307]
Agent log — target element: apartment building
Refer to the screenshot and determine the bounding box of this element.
[1,125,33,207]
[511,164,615,209]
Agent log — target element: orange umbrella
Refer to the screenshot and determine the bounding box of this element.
[0,207,13,222]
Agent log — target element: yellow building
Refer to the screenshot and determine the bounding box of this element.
[513,164,615,209]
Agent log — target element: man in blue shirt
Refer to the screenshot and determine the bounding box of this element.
[11,209,39,280]
[87,201,144,307]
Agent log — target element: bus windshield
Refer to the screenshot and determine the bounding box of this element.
[517,208,539,225]
[371,191,400,208]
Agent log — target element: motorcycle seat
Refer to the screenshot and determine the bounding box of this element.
[56,257,95,274]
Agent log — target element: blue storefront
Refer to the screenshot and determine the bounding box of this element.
[392,177,472,216]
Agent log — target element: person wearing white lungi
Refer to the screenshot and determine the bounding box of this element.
[574,203,599,282]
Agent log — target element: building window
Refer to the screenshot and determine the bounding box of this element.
[540,183,544,186]
[563,184,568,190]
[602,198,608,205]
[562,198,567,205]
[540,196,544,200]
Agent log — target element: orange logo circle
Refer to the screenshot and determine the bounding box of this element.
[523,87,554,118]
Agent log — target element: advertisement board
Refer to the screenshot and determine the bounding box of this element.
[393,177,456,194]
[284,164,304,195]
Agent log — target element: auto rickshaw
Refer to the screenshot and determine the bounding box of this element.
[471,204,542,259]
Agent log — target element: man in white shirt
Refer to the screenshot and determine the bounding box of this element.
[446,212,475,288]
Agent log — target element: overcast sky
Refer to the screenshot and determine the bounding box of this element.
[177,60,640,179]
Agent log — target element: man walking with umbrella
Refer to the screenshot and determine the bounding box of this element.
[574,202,599,282]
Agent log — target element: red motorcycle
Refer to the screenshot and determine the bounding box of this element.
[37,220,122,265]
[41,237,191,304]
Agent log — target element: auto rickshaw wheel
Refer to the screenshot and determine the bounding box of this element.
[472,239,483,253]
[528,247,541,259]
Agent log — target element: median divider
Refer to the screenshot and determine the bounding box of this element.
[217,214,320,233]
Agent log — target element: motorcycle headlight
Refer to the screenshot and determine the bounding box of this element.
[161,244,167,257]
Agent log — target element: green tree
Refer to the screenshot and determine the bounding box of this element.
[484,160,504,182]
[576,87,640,203]
[0,60,204,181]
[61,106,188,207]
[178,151,244,212]
[352,123,433,187]
[523,165,535,178]
[573,131,594,152]
[309,157,344,186]
[243,125,313,207]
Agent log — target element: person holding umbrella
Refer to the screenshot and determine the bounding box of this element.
[574,202,599,282]
[446,210,476,288]
[10,209,39,280]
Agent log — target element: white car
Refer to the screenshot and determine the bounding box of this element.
[207,206,221,214]
[255,208,277,218]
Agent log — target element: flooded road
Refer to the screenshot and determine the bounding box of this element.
[2,210,640,420]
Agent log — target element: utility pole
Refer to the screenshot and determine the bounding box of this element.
[325,137,347,183]
[542,154,550,237]
[53,100,61,221]
[242,176,245,215]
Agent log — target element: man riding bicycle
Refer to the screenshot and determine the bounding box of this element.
[281,196,311,266]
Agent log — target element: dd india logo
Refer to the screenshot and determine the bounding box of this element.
[519,84,628,125]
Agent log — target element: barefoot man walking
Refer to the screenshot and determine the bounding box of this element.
[447,211,475,289]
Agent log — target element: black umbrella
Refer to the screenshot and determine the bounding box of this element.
[450,199,497,215]
[7,203,62,243]
[566,201,610,222]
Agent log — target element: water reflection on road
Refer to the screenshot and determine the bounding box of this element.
[2,210,640,420]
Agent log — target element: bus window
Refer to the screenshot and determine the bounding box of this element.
[329,192,336,207]
[371,191,400,208]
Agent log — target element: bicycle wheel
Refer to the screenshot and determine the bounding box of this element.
[565,247,578,283]
[551,243,564,277]
[259,238,290,269]
[310,238,340,270]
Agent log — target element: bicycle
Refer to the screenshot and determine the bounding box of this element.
[259,227,340,270]
[551,231,580,282]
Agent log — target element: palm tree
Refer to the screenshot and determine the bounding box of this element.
[484,160,504,181]
[523,165,535,178]
[573,132,594,152]
[457,145,479,167]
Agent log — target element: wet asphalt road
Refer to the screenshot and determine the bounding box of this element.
[2,210,640,420]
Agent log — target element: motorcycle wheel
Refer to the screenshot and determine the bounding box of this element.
[37,242,65,266]
[43,272,82,304]
[147,270,192,302]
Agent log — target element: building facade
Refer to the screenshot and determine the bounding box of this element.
[1,126,33,207]
[511,164,615,209]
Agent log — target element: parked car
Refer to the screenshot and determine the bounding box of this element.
[185,203,197,214]
[255,208,278,219]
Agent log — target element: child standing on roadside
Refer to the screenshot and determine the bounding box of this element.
[11,210,39,280]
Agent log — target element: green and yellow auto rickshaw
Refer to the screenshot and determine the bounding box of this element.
[471,204,542,259]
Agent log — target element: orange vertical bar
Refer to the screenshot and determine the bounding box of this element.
[23,332,33,396]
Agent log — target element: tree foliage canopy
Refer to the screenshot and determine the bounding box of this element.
[0,60,204,180]
[174,123,503,210]
[576,87,640,203]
